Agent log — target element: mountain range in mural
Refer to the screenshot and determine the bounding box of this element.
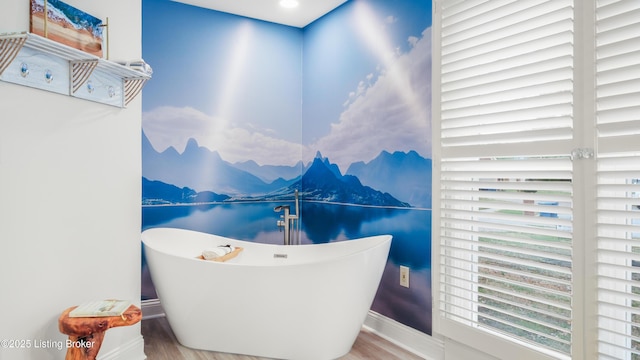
[142,177,230,205]
[142,132,432,208]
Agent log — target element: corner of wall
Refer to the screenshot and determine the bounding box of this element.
[365,311,444,360]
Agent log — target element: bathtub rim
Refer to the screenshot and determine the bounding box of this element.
[141,226,393,267]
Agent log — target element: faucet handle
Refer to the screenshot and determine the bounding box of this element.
[274,205,290,212]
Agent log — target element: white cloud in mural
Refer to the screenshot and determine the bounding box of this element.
[408,35,419,47]
[345,73,375,106]
[311,26,432,172]
[142,106,302,166]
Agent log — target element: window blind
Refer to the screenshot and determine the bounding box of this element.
[436,0,575,358]
[595,1,640,359]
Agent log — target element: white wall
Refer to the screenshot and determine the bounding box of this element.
[0,1,144,359]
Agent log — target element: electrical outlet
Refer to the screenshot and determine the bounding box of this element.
[400,265,410,288]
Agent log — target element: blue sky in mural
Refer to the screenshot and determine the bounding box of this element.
[142,0,431,172]
[303,0,432,169]
[142,0,303,166]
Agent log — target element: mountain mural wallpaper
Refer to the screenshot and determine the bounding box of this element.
[142,0,432,335]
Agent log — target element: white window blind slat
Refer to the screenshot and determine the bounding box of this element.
[597,25,640,52]
[442,76,573,110]
[442,179,574,193]
[440,216,572,242]
[442,91,573,120]
[597,49,640,76]
[442,31,574,79]
[441,0,544,36]
[598,307,640,334]
[441,105,573,132]
[597,104,640,127]
[598,170,640,181]
[596,0,639,19]
[441,129,574,148]
[598,92,640,112]
[439,274,573,320]
[598,119,640,135]
[443,69,574,106]
[597,7,640,33]
[598,237,640,250]
[442,187,573,204]
[598,249,640,265]
[441,224,572,251]
[443,228,571,256]
[442,1,572,45]
[598,136,640,153]
[441,204,573,227]
[441,157,571,170]
[440,139,571,159]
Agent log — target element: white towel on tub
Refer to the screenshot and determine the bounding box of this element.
[202,245,234,260]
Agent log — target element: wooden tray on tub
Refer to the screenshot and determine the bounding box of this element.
[196,247,243,262]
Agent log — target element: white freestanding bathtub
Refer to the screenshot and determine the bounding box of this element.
[141,227,392,360]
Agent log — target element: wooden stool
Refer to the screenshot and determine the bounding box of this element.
[58,305,142,360]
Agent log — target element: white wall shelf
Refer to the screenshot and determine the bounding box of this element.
[0,32,151,108]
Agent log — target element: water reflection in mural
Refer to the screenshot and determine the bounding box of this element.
[142,202,431,333]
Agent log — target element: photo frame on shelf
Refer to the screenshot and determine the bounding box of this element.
[29,0,104,58]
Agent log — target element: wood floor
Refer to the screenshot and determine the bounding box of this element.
[141,316,423,360]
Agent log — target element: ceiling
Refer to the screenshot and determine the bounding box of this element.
[172,0,348,28]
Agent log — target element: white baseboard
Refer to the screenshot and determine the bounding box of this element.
[97,335,146,360]
[364,311,444,360]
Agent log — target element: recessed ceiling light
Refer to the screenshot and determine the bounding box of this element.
[279,0,299,9]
